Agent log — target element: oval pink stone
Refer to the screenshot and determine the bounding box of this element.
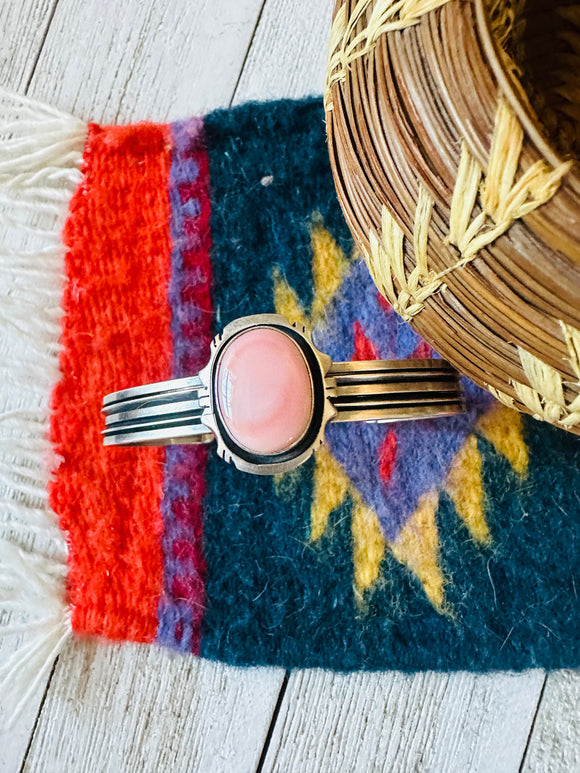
[216,327,314,455]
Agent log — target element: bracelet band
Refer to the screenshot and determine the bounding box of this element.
[102,314,464,474]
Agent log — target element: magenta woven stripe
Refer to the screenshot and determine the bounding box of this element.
[156,118,213,653]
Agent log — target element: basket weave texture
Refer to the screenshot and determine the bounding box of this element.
[325,0,580,434]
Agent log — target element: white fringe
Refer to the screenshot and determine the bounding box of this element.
[0,89,87,726]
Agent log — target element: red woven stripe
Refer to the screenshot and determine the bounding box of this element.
[50,123,173,642]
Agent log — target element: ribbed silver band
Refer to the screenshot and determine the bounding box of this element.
[328,359,463,422]
[102,376,213,447]
[102,359,463,447]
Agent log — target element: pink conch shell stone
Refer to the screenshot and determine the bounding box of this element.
[216,327,314,455]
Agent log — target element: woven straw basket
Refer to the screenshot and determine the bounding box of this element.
[325,0,580,435]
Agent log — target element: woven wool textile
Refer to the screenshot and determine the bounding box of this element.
[1,96,579,698]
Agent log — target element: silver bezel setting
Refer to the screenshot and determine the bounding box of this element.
[197,314,337,475]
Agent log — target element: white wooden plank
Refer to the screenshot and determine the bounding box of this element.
[26,0,266,123]
[6,1,287,771]
[261,669,546,773]
[0,632,50,773]
[0,4,71,770]
[522,670,580,773]
[0,0,57,91]
[233,0,333,103]
[23,641,284,773]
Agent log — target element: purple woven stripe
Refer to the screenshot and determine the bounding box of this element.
[157,118,212,653]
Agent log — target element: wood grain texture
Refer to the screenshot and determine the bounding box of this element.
[261,669,546,773]
[0,636,51,772]
[522,670,580,773]
[0,0,57,91]
[0,3,71,769]
[233,0,332,103]
[26,0,266,122]
[23,641,284,773]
